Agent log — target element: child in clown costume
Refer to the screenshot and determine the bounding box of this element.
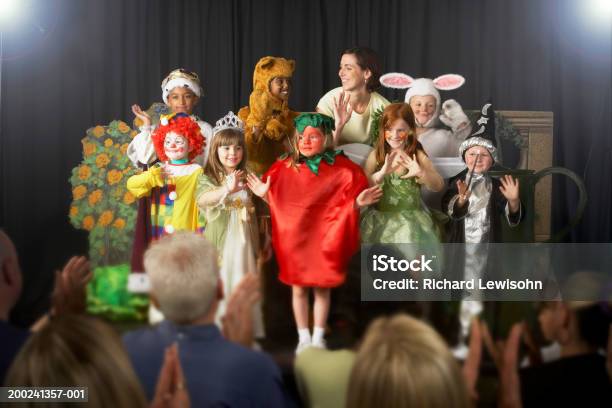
[247,113,382,354]
[127,113,206,238]
[127,69,213,292]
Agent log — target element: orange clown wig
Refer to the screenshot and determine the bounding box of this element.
[151,113,205,162]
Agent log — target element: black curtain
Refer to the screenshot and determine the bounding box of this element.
[1,0,611,324]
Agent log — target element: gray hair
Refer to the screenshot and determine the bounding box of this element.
[144,232,219,324]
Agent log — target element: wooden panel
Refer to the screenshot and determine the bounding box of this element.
[499,111,554,241]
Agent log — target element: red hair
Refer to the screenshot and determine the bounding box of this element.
[374,103,423,167]
[152,116,205,162]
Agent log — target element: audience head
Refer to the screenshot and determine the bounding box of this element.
[144,232,220,324]
[539,272,612,350]
[4,314,147,408]
[0,230,22,321]
[347,314,471,408]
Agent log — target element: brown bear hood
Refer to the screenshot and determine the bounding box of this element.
[252,56,295,94]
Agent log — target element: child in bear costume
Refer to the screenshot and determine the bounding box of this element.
[238,56,299,175]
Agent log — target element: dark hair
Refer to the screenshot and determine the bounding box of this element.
[575,304,612,349]
[341,47,382,93]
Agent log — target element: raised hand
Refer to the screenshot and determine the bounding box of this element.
[51,256,92,316]
[246,173,270,198]
[355,185,383,208]
[221,273,261,347]
[456,179,472,207]
[399,154,423,179]
[333,91,353,132]
[132,104,152,128]
[499,175,520,213]
[225,170,245,194]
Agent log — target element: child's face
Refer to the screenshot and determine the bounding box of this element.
[464,146,493,174]
[269,77,291,101]
[298,126,325,157]
[166,87,198,114]
[164,132,190,161]
[385,118,410,150]
[218,144,244,171]
[409,95,437,127]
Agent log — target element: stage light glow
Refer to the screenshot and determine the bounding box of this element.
[589,0,612,19]
[0,0,22,28]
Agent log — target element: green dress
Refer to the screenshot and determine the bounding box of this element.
[361,174,439,245]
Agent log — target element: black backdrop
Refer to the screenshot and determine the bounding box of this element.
[1,0,611,324]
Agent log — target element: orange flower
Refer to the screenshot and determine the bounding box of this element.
[98,210,114,227]
[134,118,143,128]
[92,126,105,138]
[104,138,113,148]
[123,191,136,205]
[88,189,103,206]
[69,206,78,217]
[83,215,95,231]
[78,165,92,181]
[83,141,96,157]
[118,121,130,133]
[72,185,87,200]
[107,169,123,185]
[95,153,110,168]
[113,218,126,229]
[120,143,129,155]
[130,130,138,139]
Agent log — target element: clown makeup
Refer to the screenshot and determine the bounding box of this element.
[164,132,190,162]
[409,95,437,127]
[338,53,370,92]
[218,144,244,173]
[385,119,410,151]
[269,77,291,101]
[167,87,198,114]
[298,126,326,157]
[464,145,493,174]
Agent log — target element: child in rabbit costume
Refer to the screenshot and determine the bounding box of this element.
[379,73,471,158]
[238,56,299,175]
[380,73,472,210]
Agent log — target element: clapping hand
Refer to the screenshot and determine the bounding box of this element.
[398,153,423,179]
[355,185,383,208]
[221,273,261,347]
[132,104,152,128]
[51,256,93,317]
[151,343,190,408]
[246,173,271,198]
[225,170,245,194]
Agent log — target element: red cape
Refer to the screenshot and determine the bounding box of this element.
[264,154,368,287]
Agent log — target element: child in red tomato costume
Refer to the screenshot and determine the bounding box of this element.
[247,113,382,353]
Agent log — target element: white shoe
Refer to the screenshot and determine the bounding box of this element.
[296,339,312,355]
[311,337,327,350]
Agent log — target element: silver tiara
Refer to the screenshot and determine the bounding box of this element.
[212,111,244,136]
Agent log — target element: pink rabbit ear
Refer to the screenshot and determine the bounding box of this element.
[433,74,465,90]
[380,72,415,89]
